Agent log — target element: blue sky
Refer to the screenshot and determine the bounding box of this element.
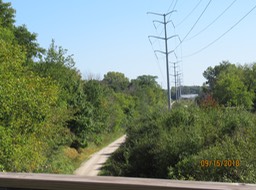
[7,0,256,87]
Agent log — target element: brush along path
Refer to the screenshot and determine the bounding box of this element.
[74,135,126,176]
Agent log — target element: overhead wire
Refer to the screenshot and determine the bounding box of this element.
[175,0,203,27]
[147,0,180,87]
[167,0,179,88]
[152,17,165,81]
[175,0,212,50]
[155,0,178,38]
[174,27,184,89]
[149,0,176,40]
[147,15,166,84]
[148,38,166,85]
[168,0,178,13]
[167,0,178,24]
[167,0,176,12]
[175,26,184,86]
[170,0,211,88]
[151,0,176,32]
[186,0,237,41]
[147,0,179,85]
[183,3,256,58]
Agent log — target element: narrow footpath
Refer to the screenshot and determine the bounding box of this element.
[74,135,126,176]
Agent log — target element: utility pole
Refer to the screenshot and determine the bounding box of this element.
[176,71,181,100]
[177,74,182,100]
[170,60,182,100]
[148,11,177,110]
[173,61,177,100]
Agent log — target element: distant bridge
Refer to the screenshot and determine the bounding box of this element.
[0,173,255,190]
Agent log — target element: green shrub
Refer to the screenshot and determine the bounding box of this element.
[102,104,256,183]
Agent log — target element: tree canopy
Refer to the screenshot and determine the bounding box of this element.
[0,0,15,28]
[103,71,129,92]
[202,61,256,110]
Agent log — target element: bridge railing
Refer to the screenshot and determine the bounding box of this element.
[0,172,255,190]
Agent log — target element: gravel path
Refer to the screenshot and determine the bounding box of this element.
[74,135,126,176]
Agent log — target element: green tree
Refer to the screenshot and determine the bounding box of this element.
[0,0,15,28]
[103,71,129,92]
[203,61,234,91]
[0,30,66,172]
[0,1,44,61]
[84,79,135,144]
[213,66,254,109]
[14,25,45,61]
[203,61,254,109]
[32,40,93,149]
[130,75,160,89]
[44,40,74,68]
[129,75,166,113]
[241,63,256,110]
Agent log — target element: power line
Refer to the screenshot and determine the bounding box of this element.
[174,26,183,100]
[151,25,165,53]
[167,0,178,13]
[153,0,176,31]
[151,1,178,40]
[175,0,212,50]
[180,0,212,43]
[150,0,177,41]
[183,3,256,58]
[186,0,237,41]
[176,0,203,27]
[148,11,178,110]
[148,38,166,84]
[167,0,178,21]
[167,0,175,13]
[147,10,175,79]
[153,1,178,39]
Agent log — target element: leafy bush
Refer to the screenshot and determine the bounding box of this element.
[102,104,256,183]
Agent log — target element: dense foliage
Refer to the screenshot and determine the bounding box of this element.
[0,0,166,173]
[202,61,256,110]
[101,104,256,183]
[101,61,256,183]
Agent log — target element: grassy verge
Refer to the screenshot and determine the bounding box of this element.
[74,129,125,169]
[44,129,125,174]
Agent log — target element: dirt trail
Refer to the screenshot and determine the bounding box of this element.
[74,135,126,176]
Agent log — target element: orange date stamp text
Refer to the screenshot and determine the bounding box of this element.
[200,159,240,167]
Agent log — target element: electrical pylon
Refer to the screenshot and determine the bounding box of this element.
[147,11,179,110]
